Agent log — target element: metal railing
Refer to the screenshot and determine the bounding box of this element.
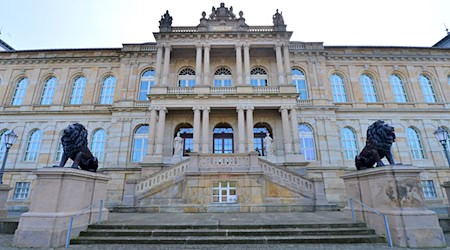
[348,198,393,247]
[65,200,104,248]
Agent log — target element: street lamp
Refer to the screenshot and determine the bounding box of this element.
[434,127,450,168]
[0,130,18,185]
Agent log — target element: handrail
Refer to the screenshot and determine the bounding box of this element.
[348,198,393,247]
[65,200,104,248]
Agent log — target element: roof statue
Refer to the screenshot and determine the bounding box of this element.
[159,10,173,32]
[273,9,287,31]
[197,3,248,31]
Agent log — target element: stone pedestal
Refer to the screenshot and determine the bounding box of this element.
[0,185,12,219]
[13,168,110,248]
[342,166,445,248]
[441,181,450,216]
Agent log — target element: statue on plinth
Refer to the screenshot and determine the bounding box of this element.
[264,132,275,156]
[55,123,98,172]
[173,132,183,157]
[355,120,396,170]
[159,10,173,32]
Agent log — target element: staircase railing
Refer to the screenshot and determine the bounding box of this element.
[259,160,315,198]
[135,159,189,197]
[348,197,393,247]
[65,200,104,248]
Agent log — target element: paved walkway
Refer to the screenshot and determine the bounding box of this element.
[2,211,450,249]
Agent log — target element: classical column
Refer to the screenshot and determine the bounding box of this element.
[275,44,285,85]
[147,107,158,155]
[283,44,291,84]
[195,44,203,85]
[280,106,293,154]
[243,44,250,85]
[237,106,246,153]
[235,44,243,85]
[290,108,300,154]
[246,107,254,152]
[155,107,167,155]
[161,45,171,86]
[193,106,201,152]
[201,107,210,153]
[203,45,211,86]
[154,45,163,86]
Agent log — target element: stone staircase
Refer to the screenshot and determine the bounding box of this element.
[71,222,385,245]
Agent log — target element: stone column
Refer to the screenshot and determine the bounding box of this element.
[235,44,243,86]
[147,107,158,155]
[283,44,291,84]
[195,44,203,85]
[201,107,210,153]
[154,107,167,155]
[243,44,250,85]
[275,44,285,85]
[237,106,246,153]
[203,45,210,86]
[280,106,293,154]
[342,166,446,248]
[161,45,171,86]
[246,107,254,152]
[193,106,201,152]
[290,108,300,154]
[154,44,163,86]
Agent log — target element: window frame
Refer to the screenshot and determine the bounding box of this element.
[341,127,359,160]
[138,70,155,101]
[421,180,437,199]
[212,181,237,203]
[91,129,106,162]
[406,127,425,160]
[291,68,308,100]
[69,76,86,105]
[419,74,437,103]
[13,182,31,200]
[298,124,316,161]
[250,67,268,87]
[330,74,347,103]
[40,76,57,105]
[24,129,43,162]
[11,77,29,106]
[360,74,378,103]
[132,125,149,162]
[178,68,196,88]
[213,67,233,87]
[389,74,408,103]
[99,75,116,104]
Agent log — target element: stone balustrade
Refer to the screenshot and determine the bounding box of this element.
[198,154,251,167]
[135,159,189,196]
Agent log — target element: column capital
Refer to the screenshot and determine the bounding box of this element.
[203,44,211,49]
[202,106,210,112]
[196,43,203,49]
[235,43,243,49]
[245,106,254,111]
[243,43,250,49]
[156,44,164,49]
[236,106,246,112]
[158,107,167,113]
[192,106,202,111]
[163,44,171,50]
[279,106,289,112]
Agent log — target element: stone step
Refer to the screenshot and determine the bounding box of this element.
[80,227,376,237]
[88,222,367,230]
[71,235,386,245]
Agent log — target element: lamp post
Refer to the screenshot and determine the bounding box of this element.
[0,130,18,185]
[434,127,450,168]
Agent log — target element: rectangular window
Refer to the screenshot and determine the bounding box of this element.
[212,181,237,203]
[13,182,30,200]
[421,180,437,199]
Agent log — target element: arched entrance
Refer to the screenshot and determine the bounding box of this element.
[213,123,234,154]
[253,123,273,156]
[174,123,194,156]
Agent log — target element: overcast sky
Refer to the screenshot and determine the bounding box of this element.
[1,0,449,50]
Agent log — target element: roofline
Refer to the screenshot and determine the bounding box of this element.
[324,45,449,50]
[0,47,121,53]
[432,33,450,47]
[0,39,14,51]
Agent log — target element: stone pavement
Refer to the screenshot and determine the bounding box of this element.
[1,211,450,249]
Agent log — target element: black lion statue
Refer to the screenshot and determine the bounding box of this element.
[355,120,396,170]
[56,123,98,172]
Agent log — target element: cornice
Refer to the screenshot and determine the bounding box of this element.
[325,54,450,62]
[0,56,121,65]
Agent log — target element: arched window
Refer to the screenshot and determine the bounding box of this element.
[253,123,272,156]
[0,130,7,163]
[100,76,116,104]
[178,68,196,87]
[40,77,57,105]
[341,127,358,160]
[213,123,233,154]
[250,67,268,86]
[213,67,232,87]
[330,74,347,103]
[24,129,42,162]
[419,75,437,103]
[292,69,308,100]
[175,124,194,156]
[132,125,149,162]
[91,129,106,162]
[360,74,377,102]
[406,127,425,160]
[389,74,408,103]
[69,76,86,105]
[138,70,155,101]
[11,77,29,106]
[298,124,316,160]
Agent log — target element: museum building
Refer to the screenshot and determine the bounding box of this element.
[0,3,450,212]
